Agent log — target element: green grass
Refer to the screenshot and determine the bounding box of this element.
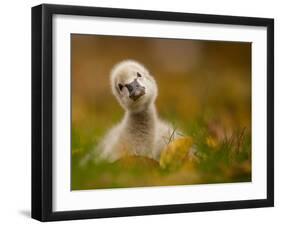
[71,118,251,190]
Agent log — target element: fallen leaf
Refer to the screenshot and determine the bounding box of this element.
[160,137,193,170]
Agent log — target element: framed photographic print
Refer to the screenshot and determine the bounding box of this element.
[31,4,274,221]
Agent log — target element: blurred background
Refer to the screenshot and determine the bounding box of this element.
[71,34,251,190]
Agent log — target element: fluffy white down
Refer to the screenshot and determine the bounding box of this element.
[96,60,180,162]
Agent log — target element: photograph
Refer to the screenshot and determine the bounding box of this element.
[71,34,252,190]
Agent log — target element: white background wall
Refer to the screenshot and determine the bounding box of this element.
[0,0,279,225]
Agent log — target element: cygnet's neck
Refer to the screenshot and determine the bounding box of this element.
[124,104,157,132]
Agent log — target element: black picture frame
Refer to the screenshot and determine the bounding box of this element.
[32,3,274,222]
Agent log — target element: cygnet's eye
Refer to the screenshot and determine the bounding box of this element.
[118,83,123,91]
[137,72,142,78]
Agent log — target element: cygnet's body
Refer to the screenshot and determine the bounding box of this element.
[96,60,180,162]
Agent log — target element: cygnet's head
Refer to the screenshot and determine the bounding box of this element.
[111,60,158,112]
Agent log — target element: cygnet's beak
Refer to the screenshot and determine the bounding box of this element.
[125,79,146,101]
